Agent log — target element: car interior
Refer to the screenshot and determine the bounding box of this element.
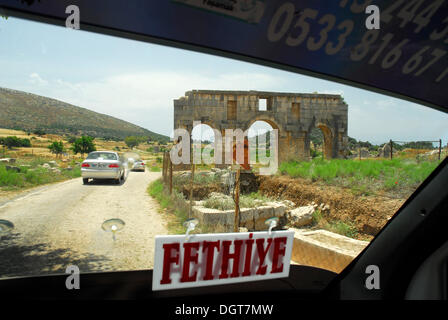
[0,0,447,308]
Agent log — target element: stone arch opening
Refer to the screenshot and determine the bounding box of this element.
[191,122,219,166]
[316,123,334,159]
[192,123,216,144]
[309,127,324,158]
[246,120,277,167]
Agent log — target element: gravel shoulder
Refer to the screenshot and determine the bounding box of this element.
[0,171,167,278]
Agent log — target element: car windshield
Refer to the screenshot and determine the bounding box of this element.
[0,15,447,281]
[86,152,118,161]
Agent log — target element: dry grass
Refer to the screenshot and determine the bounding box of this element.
[1,129,167,170]
[0,128,30,138]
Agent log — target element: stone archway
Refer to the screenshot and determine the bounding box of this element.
[174,90,348,164]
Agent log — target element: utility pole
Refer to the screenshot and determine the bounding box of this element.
[189,163,195,219]
[234,167,241,232]
[390,139,393,160]
[169,155,173,195]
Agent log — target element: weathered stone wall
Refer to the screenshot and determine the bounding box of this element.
[174,90,348,163]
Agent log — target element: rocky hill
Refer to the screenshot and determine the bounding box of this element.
[0,87,169,142]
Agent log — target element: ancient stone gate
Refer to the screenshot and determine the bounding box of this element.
[174,90,348,164]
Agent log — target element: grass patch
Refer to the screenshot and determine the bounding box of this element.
[326,220,358,238]
[0,163,81,190]
[310,209,359,238]
[279,158,440,197]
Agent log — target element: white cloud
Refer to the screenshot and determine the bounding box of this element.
[30,71,283,137]
[29,73,48,86]
[321,89,344,96]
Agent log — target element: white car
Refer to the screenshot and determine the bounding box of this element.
[81,151,126,184]
[132,159,146,172]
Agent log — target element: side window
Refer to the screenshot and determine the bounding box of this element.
[227,100,237,120]
[292,102,300,120]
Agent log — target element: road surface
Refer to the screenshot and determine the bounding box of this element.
[0,171,167,278]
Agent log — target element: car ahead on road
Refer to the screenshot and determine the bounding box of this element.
[132,160,146,172]
[81,151,126,185]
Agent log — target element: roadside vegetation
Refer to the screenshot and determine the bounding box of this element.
[279,158,440,197]
[148,179,189,234]
[312,209,360,239]
[148,178,233,235]
[0,160,81,190]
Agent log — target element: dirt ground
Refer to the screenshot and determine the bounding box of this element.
[258,175,406,238]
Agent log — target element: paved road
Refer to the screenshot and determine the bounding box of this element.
[0,171,167,278]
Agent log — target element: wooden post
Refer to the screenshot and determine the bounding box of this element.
[358,144,361,161]
[169,156,173,195]
[189,163,195,219]
[390,139,393,160]
[439,139,442,161]
[234,167,241,233]
[164,152,168,184]
[162,152,166,183]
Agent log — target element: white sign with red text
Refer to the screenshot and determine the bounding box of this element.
[152,230,294,291]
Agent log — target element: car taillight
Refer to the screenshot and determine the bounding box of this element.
[109,164,119,168]
[81,163,90,167]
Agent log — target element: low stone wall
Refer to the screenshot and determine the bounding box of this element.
[290,228,369,273]
[190,199,368,273]
[192,201,287,232]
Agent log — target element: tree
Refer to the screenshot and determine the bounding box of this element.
[48,141,64,158]
[125,136,139,149]
[33,128,46,136]
[0,136,31,149]
[71,136,96,157]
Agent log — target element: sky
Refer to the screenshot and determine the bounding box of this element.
[1,17,447,146]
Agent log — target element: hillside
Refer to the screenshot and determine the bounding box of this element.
[0,87,169,142]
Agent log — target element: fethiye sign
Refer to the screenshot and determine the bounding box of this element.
[152,230,294,291]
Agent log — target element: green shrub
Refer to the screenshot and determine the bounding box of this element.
[312,209,322,224]
[0,136,32,148]
[203,197,234,210]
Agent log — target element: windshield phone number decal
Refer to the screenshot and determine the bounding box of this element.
[266,0,448,85]
[1,0,447,108]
